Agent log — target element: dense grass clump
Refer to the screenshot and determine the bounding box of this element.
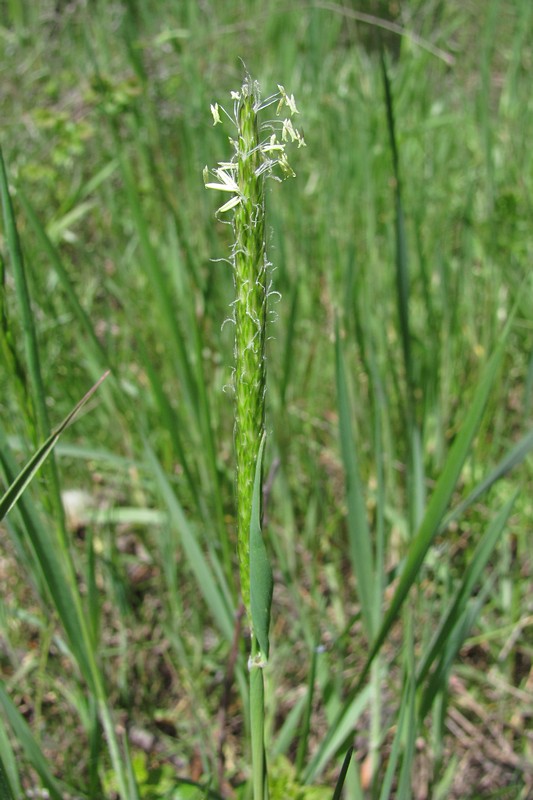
[1,1,533,798]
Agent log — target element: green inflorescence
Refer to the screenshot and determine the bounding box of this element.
[204,75,304,618]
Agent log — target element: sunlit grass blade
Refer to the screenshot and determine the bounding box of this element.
[0,371,109,521]
[123,732,141,800]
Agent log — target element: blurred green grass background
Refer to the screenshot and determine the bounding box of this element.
[1,1,533,798]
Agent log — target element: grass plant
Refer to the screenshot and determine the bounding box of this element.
[204,75,304,800]
[1,2,533,798]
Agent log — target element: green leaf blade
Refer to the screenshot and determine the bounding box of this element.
[335,326,375,640]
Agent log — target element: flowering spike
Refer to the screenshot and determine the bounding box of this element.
[204,77,303,613]
[204,81,304,215]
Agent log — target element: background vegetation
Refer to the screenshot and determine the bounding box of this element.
[1,0,532,797]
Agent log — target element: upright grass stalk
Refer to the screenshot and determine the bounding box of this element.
[205,74,303,799]
[380,55,426,532]
[233,89,267,615]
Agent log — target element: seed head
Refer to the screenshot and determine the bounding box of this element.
[205,75,303,618]
[204,77,305,215]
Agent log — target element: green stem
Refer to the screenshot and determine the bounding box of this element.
[233,78,268,800]
[250,637,267,800]
[206,75,303,800]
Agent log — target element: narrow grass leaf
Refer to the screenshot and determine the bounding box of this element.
[395,638,417,800]
[303,685,371,783]
[86,529,101,649]
[0,440,56,596]
[0,717,21,800]
[0,423,94,684]
[136,335,202,516]
[249,434,272,659]
[295,644,318,776]
[0,146,55,479]
[271,692,308,758]
[417,494,516,687]
[0,371,109,521]
[0,757,16,800]
[433,757,460,800]
[381,53,412,402]
[0,756,15,800]
[440,430,533,532]
[336,324,375,640]
[369,353,387,617]
[87,697,103,799]
[0,683,65,800]
[418,584,492,721]
[16,189,112,374]
[331,746,354,800]
[378,675,413,800]
[122,732,141,800]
